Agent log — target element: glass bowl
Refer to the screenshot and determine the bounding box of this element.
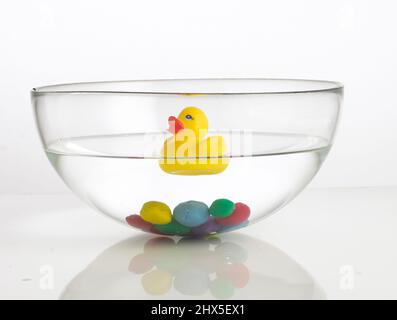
[32,78,343,237]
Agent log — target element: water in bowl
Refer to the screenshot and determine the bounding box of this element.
[46,132,329,234]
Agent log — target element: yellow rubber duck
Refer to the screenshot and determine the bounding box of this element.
[159,106,230,175]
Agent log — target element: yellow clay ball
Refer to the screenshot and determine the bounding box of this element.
[140,201,172,225]
[141,269,172,295]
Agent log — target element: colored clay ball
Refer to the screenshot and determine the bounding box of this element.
[154,218,191,236]
[216,263,250,288]
[173,200,209,227]
[209,199,235,218]
[229,263,250,288]
[141,269,172,295]
[127,199,250,236]
[140,201,172,225]
[209,277,235,299]
[174,267,210,296]
[125,214,153,232]
[216,202,250,226]
[128,253,153,274]
[191,216,220,236]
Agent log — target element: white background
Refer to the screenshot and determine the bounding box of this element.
[1,0,397,194]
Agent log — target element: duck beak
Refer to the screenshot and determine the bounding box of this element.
[168,116,184,134]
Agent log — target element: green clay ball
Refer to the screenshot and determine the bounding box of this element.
[209,277,235,299]
[209,199,235,218]
[154,219,191,236]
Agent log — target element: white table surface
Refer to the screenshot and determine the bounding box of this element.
[1,187,396,300]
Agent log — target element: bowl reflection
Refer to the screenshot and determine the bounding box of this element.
[61,234,325,300]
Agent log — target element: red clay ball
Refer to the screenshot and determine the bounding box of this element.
[128,253,154,274]
[215,202,250,226]
[216,262,250,288]
[126,214,154,232]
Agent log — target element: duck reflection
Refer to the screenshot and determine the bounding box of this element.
[61,234,325,300]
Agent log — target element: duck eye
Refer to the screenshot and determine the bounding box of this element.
[185,114,193,120]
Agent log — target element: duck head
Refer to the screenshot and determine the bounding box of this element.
[168,106,208,139]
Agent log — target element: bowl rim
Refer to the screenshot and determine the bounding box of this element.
[31,78,344,95]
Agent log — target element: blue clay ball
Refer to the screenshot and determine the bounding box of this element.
[173,201,209,227]
[174,267,210,295]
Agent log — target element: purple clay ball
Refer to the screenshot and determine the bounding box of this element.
[191,217,221,236]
